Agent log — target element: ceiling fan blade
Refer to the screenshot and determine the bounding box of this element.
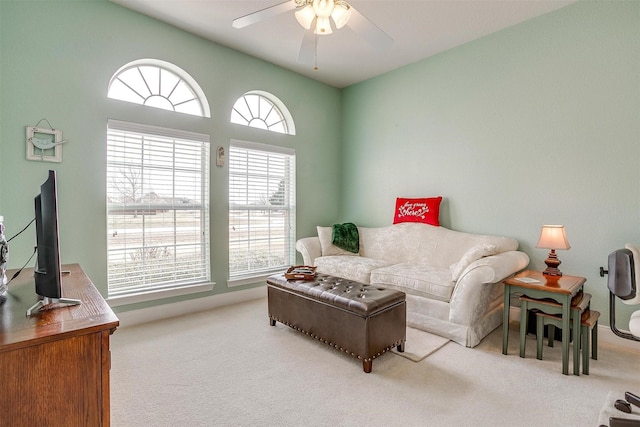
[298,30,315,65]
[232,1,297,29]
[346,6,394,50]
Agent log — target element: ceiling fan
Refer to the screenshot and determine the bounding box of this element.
[232,0,393,68]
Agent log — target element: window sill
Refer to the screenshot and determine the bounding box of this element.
[227,274,274,288]
[107,282,215,307]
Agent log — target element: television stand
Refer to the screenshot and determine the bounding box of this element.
[26,295,81,316]
[1,263,118,426]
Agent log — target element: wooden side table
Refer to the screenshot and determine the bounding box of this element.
[502,270,586,375]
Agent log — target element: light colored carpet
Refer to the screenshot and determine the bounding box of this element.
[111,297,640,427]
[392,327,450,362]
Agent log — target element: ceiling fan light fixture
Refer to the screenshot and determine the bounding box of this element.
[312,0,335,19]
[295,4,315,29]
[315,16,333,34]
[331,2,351,29]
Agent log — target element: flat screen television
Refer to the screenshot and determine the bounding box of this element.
[26,170,80,316]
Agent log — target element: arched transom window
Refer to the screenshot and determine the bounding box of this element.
[108,59,210,118]
[231,90,295,135]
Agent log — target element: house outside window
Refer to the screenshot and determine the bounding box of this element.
[228,140,296,285]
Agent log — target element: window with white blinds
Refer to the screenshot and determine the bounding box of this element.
[228,140,296,282]
[106,120,210,300]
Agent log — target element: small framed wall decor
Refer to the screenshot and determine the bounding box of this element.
[26,125,64,163]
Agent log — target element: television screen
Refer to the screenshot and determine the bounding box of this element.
[34,170,62,299]
[27,170,80,316]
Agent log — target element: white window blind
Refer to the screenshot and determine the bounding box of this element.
[229,140,296,280]
[106,119,210,299]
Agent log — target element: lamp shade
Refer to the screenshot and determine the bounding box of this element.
[331,3,351,29]
[296,0,351,34]
[295,5,316,29]
[536,225,571,250]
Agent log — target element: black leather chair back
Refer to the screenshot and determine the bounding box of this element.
[608,248,636,300]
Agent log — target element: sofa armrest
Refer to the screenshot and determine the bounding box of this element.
[449,251,530,326]
[458,251,530,285]
[296,237,322,266]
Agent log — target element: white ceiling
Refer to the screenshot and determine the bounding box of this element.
[110,0,575,88]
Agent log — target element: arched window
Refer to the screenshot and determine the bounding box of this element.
[108,59,210,118]
[106,59,212,305]
[230,90,296,135]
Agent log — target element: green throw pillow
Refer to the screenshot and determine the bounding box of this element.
[331,223,359,253]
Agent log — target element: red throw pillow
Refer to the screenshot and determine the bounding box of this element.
[393,197,442,226]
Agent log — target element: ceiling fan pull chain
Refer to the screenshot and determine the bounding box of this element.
[314,32,319,71]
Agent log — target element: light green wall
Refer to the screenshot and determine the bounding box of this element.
[0,0,342,311]
[2,0,638,328]
[341,0,640,326]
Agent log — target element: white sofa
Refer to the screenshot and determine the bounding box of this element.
[295,223,530,347]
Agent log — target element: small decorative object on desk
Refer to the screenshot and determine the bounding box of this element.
[285,265,316,280]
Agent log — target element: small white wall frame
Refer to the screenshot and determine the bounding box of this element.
[26,126,63,162]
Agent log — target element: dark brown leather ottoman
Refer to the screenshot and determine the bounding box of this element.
[266,272,406,373]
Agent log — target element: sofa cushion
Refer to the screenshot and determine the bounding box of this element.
[357,223,518,268]
[393,196,442,226]
[317,226,360,257]
[314,256,393,284]
[358,224,438,265]
[450,243,498,281]
[370,263,455,302]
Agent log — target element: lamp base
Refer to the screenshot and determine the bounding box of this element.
[543,249,563,276]
[542,266,563,277]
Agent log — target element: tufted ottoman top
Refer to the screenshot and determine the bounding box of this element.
[267,272,405,316]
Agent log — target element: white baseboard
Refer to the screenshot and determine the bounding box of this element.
[115,286,267,328]
[116,293,640,354]
[598,324,640,353]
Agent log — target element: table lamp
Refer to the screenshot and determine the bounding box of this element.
[536,225,571,276]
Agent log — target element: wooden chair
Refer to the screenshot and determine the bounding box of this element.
[535,309,600,374]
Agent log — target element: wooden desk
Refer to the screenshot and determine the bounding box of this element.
[502,270,585,375]
[0,263,119,426]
